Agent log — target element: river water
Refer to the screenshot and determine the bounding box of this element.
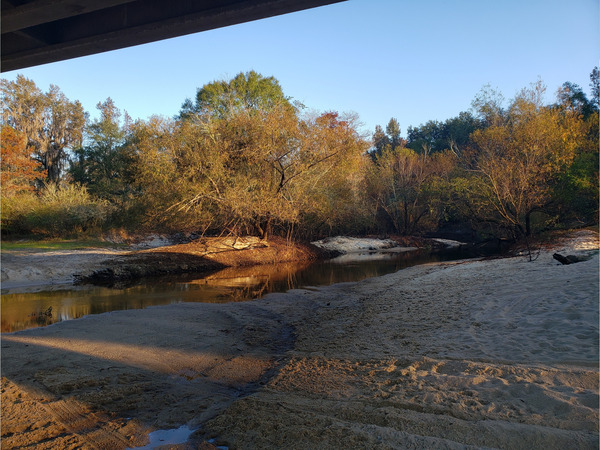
[1,248,482,333]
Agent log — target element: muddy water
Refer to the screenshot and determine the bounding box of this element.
[1,248,479,332]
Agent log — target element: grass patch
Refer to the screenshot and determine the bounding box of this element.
[0,238,128,252]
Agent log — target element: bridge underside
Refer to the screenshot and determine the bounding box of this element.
[1,0,344,72]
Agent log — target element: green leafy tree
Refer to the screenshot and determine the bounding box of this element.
[442,111,483,155]
[406,120,444,154]
[179,70,295,120]
[71,98,134,199]
[556,82,596,118]
[371,118,405,159]
[590,66,599,109]
[406,112,482,155]
[372,125,389,156]
[386,118,402,149]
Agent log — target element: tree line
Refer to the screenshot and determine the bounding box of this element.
[1,69,598,242]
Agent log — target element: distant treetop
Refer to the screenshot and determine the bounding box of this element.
[179,71,295,120]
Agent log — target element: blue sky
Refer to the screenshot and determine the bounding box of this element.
[2,0,598,136]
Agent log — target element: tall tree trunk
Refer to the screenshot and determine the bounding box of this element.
[402,200,409,235]
[260,215,271,240]
[525,210,532,236]
[45,144,64,183]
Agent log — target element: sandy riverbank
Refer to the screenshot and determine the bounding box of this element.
[1,230,598,448]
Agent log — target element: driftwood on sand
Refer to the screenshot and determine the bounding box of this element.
[553,252,589,265]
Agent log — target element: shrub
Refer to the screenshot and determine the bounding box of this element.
[1,183,112,237]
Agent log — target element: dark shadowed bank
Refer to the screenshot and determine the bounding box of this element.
[73,235,456,287]
[74,236,339,286]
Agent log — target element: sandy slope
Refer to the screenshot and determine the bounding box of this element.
[0,248,132,291]
[1,230,598,449]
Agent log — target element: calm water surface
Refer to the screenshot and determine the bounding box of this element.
[1,248,481,332]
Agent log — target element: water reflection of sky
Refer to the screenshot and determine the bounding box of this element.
[329,250,418,264]
[1,248,481,333]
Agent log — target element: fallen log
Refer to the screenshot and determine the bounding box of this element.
[553,253,583,265]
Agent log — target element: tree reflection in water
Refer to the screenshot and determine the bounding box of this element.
[1,247,481,332]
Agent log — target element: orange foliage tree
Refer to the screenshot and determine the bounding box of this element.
[1,125,45,196]
[469,81,584,237]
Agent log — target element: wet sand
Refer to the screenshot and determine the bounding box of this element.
[1,230,598,449]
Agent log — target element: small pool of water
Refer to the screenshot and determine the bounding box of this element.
[128,425,195,449]
[1,248,484,333]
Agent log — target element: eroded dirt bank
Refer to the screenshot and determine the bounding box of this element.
[1,230,598,449]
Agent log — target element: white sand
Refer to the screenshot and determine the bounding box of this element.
[431,237,465,248]
[311,236,417,253]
